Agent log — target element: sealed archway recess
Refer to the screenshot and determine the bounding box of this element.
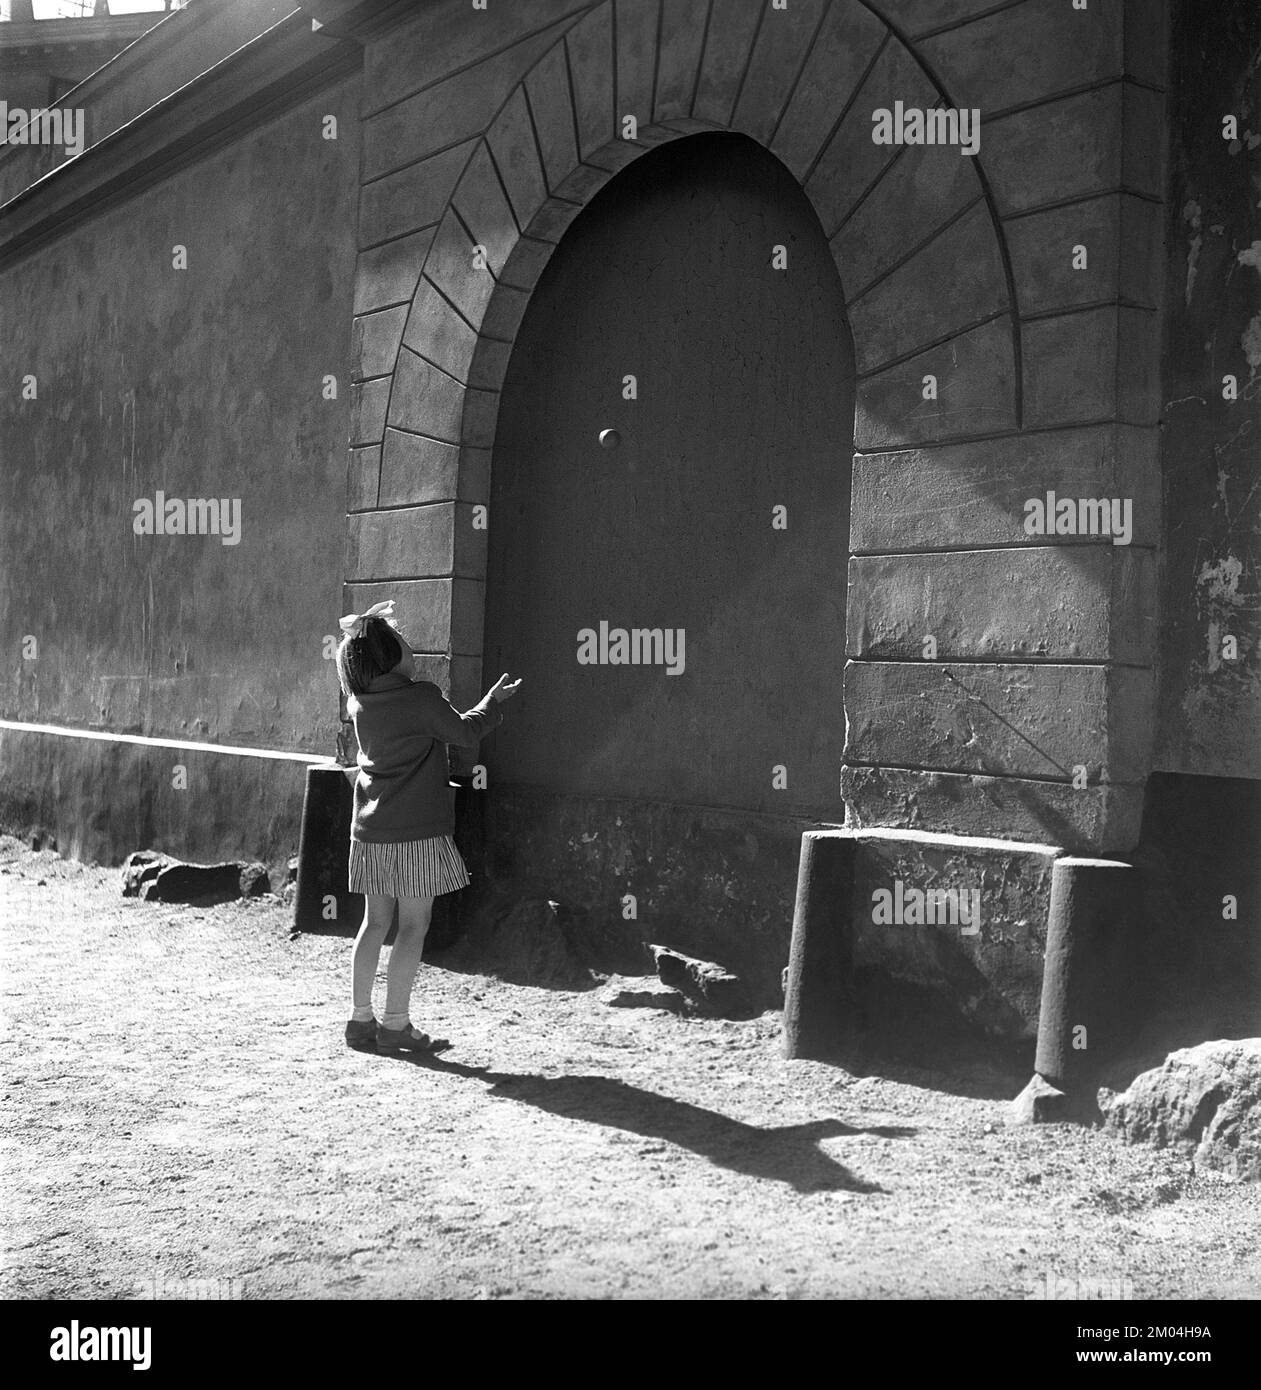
[476,134,854,990]
[485,132,855,814]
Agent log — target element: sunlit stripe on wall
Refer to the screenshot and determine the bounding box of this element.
[0,719,339,765]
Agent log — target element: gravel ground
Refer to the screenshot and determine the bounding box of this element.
[2,837,1257,1301]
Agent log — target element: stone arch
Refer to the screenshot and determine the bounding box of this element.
[366,0,1017,691]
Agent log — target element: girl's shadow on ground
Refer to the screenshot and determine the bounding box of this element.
[393,1054,914,1194]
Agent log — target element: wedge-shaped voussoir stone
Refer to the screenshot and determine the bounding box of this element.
[919,0,1126,114]
[854,317,1017,449]
[452,143,519,278]
[487,87,549,231]
[354,228,434,316]
[388,349,465,442]
[769,0,885,180]
[731,0,828,144]
[847,202,1008,372]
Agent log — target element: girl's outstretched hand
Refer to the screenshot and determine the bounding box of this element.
[488,672,522,703]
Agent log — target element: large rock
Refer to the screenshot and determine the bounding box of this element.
[123,851,271,904]
[1097,1039,1261,1181]
[649,945,752,1018]
[120,850,174,897]
[239,862,271,898]
[141,861,247,905]
[598,975,689,1013]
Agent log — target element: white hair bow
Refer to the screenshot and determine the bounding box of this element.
[338,600,395,638]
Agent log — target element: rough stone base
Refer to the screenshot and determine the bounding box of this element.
[848,828,1060,1039]
[465,784,837,1005]
[842,765,1143,854]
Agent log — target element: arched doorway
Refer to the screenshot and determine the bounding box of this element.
[483,133,855,833]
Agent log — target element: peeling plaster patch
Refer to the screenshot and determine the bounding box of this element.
[1242,312,1261,370]
[1198,554,1243,599]
[1235,240,1261,275]
[1183,199,1202,306]
[1197,555,1244,674]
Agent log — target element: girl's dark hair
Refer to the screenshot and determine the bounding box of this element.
[336,616,405,697]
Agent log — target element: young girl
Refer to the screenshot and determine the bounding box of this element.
[335,600,521,1054]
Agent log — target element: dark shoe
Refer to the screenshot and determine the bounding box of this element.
[345,1017,378,1051]
[376,1022,451,1055]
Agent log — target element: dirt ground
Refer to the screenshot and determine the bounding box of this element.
[2,836,1257,1301]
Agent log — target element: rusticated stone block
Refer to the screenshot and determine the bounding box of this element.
[841,764,1147,853]
[845,547,1157,664]
[616,0,660,127]
[499,234,557,294]
[1121,83,1166,198]
[467,339,513,394]
[525,43,579,192]
[364,0,585,114]
[460,389,501,450]
[487,88,550,230]
[525,197,586,244]
[358,142,474,248]
[352,305,407,381]
[424,208,497,331]
[452,142,519,278]
[363,28,562,181]
[354,227,433,315]
[920,0,1127,114]
[347,505,487,586]
[803,40,929,235]
[854,317,1017,449]
[654,0,711,122]
[342,577,454,652]
[552,162,616,205]
[769,0,884,180]
[831,145,981,303]
[1022,306,1161,428]
[847,201,1008,372]
[984,87,1122,217]
[450,576,488,656]
[987,83,1164,220]
[843,661,1154,782]
[871,0,1020,36]
[344,503,458,582]
[693,0,762,127]
[378,429,460,508]
[349,377,390,446]
[850,425,1160,552]
[1005,194,1162,316]
[567,4,614,156]
[454,446,492,508]
[731,0,827,144]
[1122,0,1170,87]
[402,277,478,384]
[479,282,531,341]
[387,349,465,442]
[347,445,380,512]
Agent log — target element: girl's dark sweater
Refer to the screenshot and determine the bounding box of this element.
[347,673,502,842]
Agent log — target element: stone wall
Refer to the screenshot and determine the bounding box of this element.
[1152,0,1261,778]
[340,0,1170,855]
[0,9,361,862]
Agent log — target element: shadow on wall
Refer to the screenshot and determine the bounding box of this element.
[1125,772,1261,1053]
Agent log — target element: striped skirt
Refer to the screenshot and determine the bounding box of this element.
[348,834,470,898]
